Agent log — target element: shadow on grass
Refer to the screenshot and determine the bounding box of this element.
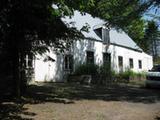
[24,83,160,104]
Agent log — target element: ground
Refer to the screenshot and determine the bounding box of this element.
[0,83,160,120]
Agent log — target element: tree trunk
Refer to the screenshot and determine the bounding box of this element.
[153,38,158,60]
[12,48,21,98]
[20,52,27,94]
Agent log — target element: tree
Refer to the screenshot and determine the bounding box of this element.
[86,0,151,29]
[0,0,84,97]
[124,19,146,49]
[143,21,159,59]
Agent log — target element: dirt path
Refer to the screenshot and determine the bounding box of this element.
[22,100,160,120]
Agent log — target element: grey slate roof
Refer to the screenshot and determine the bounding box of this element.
[62,11,142,51]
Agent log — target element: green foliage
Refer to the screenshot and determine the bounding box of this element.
[74,63,114,84]
[74,63,112,75]
[124,19,146,49]
[86,0,150,29]
[99,64,111,75]
[118,70,136,79]
[114,70,146,83]
[74,63,99,75]
[125,18,160,55]
[143,21,159,57]
[74,64,146,84]
[0,0,86,97]
[136,71,146,78]
[154,57,160,64]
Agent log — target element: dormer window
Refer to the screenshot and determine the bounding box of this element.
[94,28,102,39]
[102,28,110,44]
[94,26,110,44]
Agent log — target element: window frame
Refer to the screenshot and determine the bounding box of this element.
[129,58,134,69]
[118,56,123,67]
[118,56,123,72]
[138,60,142,69]
[102,28,110,44]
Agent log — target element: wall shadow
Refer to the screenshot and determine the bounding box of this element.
[25,83,160,104]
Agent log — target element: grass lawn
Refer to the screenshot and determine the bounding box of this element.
[0,83,160,120]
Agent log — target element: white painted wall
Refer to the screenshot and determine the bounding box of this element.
[108,44,153,73]
[35,51,64,82]
[73,39,103,67]
[34,39,153,82]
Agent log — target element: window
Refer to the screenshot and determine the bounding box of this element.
[86,51,94,64]
[102,29,110,44]
[138,60,142,69]
[118,56,123,72]
[129,58,134,68]
[118,56,123,67]
[94,28,110,44]
[94,28,102,39]
[64,55,73,70]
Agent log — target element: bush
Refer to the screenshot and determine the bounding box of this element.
[99,63,111,75]
[115,70,146,83]
[74,63,99,75]
[74,63,114,84]
[119,70,136,79]
[97,64,113,84]
[136,71,146,78]
[73,64,146,85]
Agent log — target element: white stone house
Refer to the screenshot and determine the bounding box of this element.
[34,11,153,82]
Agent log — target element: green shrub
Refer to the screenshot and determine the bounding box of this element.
[115,70,146,83]
[120,70,136,79]
[74,63,113,84]
[99,64,111,75]
[136,71,146,78]
[74,63,99,75]
[74,64,147,85]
